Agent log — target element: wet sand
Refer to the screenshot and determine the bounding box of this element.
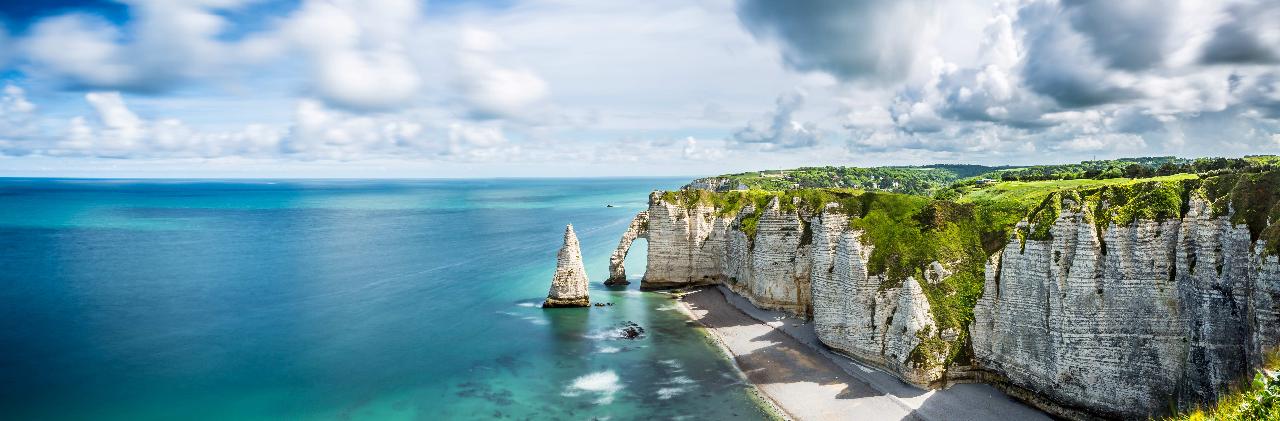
[675,286,1050,421]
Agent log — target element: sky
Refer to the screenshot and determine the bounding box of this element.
[0,0,1277,178]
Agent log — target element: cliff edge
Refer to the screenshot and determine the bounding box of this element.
[611,169,1280,419]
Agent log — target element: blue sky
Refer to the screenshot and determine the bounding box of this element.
[0,0,1277,177]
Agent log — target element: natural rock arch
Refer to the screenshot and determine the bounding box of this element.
[605,211,648,285]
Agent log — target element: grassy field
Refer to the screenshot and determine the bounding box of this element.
[955,173,1199,206]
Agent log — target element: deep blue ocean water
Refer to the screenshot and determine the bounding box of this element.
[0,178,773,420]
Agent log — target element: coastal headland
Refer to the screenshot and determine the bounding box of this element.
[615,157,1280,420]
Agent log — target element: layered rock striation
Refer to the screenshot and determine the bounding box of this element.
[611,177,1280,419]
[609,192,948,384]
[970,197,1280,419]
[544,224,590,308]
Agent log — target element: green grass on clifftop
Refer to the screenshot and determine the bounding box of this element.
[685,165,1005,196]
[1202,170,1280,256]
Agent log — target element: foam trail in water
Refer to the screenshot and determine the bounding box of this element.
[563,370,623,405]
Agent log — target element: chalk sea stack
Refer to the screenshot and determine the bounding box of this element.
[544,224,590,308]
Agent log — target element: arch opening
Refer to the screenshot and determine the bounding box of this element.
[604,211,648,286]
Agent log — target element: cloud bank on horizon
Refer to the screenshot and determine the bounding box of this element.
[0,0,1277,176]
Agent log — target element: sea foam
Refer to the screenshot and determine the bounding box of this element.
[563,370,623,405]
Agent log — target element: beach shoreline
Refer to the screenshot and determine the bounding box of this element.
[672,285,1049,421]
[671,286,917,420]
[669,290,793,421]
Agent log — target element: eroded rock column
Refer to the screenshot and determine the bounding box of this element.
[544,224,590,308]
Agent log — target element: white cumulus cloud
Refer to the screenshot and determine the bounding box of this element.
[731,92,819,150]
[0,85,39,155]
[455,29,549,119]
[275,0,426,110]
[52,91,285,158]
[21,0,249,92]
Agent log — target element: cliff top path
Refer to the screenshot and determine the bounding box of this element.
[678,286,1050,421]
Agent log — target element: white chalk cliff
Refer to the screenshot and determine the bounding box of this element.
[609,193,945,385]
[608,191,1280,419]
[545,224,590,308]
[970,197,1280,419]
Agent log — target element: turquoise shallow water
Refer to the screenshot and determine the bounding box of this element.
[0,178,773,420]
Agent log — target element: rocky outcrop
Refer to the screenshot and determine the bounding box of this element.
[811,227,945,386]
[970,197,1280,419]
[621,189,1280,419]
[683,176,746,192]
[605,211,648,285]
[636,192,733,290]
[544,224,590,308]
[623,192,948,384]
[739,197,812,315]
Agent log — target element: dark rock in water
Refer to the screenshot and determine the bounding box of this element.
[618,321,645,339]
[593,302,605,307]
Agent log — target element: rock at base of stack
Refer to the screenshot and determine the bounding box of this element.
[544,224,591,308]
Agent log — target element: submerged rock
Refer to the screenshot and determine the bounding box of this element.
[544,224,591,308]
[617,321,645,339]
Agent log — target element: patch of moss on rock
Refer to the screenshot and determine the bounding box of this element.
[1020,193,1062,243]
[1082,178,1190,228]
[1200,170,1280,253]
[908,325,950,371]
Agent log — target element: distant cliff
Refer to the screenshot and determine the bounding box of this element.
[682,164,999,195]
[612,169,1280,419]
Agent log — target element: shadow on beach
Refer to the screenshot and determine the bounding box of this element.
[679,285,1049,421]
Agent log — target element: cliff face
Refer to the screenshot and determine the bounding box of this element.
[609,193,948,384]
[637,192,731,289]
[726,198,813,315]
[810,215,946,386]
[970,197,1280,419]
[610,189,1280,419]
[683,177,746,192]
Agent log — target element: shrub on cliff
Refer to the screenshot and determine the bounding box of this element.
[1168,349,1280,421]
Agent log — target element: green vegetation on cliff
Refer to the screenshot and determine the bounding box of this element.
[1202,170,1280,256]
[686,155,1279,198]
[662,186,997,365]
[952,174,1199,247]
[661,160,1280,375]
[684,164,1005,196]
[957,155,1278,183]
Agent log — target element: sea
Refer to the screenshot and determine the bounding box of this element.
[0,178,774,420]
